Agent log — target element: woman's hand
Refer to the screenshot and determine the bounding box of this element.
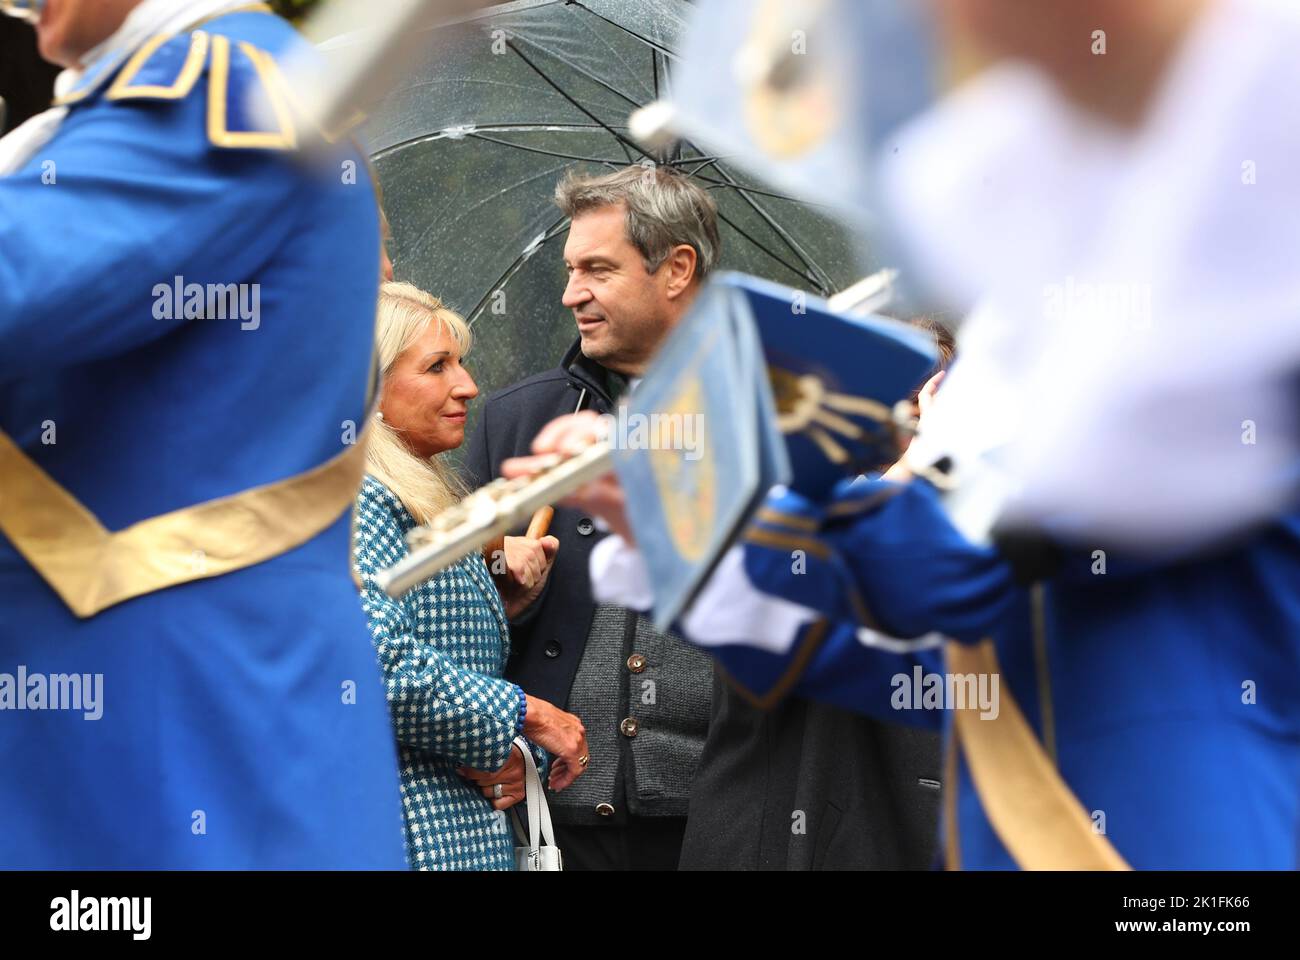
[457,744,526,810]
[501,411,634,544]
[496,534,559,619]
[523,694,589,791]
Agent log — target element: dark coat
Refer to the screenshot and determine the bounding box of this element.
[680,676,942,870]
[463,342,713,827]
[462,340,622,708]
[464,339,943,867]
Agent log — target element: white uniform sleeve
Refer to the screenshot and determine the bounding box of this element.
[590,536,816,655]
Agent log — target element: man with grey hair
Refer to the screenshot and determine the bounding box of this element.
[465,163,719,869]
[554,163,721,376]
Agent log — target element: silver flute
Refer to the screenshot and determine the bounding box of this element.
[375,441,613,597]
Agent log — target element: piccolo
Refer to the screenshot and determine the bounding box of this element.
[374,441,613,597]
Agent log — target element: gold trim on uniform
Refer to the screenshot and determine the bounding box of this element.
[51,4,275,108]
[743,524,830,560]
[946,638,1130,870]
[206,34,297,150]
[0,428,370,619]
[754,505,819,532]
[51,60,121,106]
[741,525,880,630]
[823,486,902,519]
[106,31,211,102]
[943,736,961,870]
[717,619,831,710]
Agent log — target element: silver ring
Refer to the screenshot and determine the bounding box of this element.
[492,784,503,799]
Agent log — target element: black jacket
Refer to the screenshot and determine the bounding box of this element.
[462,340,622,708]
[680,676,942,870]
[464,340,942,865]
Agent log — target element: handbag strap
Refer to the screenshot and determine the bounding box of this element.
[510,737,557,853]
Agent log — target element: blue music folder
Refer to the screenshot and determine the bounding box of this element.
[613,272,936,630]
[733,272,938,498]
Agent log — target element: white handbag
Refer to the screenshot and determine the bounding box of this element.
[510,736,563,871]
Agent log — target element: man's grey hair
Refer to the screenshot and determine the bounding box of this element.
[555,165,722,282]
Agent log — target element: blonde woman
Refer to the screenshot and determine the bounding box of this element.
[354,282,589,870]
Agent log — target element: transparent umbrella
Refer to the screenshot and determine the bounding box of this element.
[360,0,871,410]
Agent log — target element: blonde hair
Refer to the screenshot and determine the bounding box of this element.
[368,282,473,524]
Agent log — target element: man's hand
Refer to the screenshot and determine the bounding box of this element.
[501,411,635,544]
[457,744,527,810]
[522,694,590,791]
[495,534,559,619]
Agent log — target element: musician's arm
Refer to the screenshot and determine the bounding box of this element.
[591,534,944,723]
[750,480,1021,644]
[0,99,303,379]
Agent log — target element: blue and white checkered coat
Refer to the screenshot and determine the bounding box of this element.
[353,476,526,871]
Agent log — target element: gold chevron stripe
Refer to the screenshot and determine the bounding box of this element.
[946,638,1130,870]
[716,618,830,711]
[52,4,275,107]
[0,427,369,619]
[106,30,211,102]
[206,33,297,150]
[754,505,820,532]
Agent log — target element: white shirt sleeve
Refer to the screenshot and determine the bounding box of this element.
[589,535,815,655]
[589,532,655,612]
[589,533,951,661]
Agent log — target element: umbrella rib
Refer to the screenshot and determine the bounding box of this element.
[694,174,822,206]
[679,154,838,288]
[506,32,645,109]
[372,123,627,163]
[465,214,572,326]
[683,155,720,178]
[716,209,826,292]
[398,164,573,278]
[465,132,633,166]
[556,2,656,105]
[505,38,644,163]
[711,163,837,293]
[673,155,818,204]
[567,1,682,62]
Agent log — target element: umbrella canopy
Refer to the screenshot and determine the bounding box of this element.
[360,0,871,411]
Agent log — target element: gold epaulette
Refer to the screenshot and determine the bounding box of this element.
[55,14,304,151]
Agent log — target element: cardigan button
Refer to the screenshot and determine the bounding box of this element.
[619,717,639,738]
[626,653,647,674]
[595,803,615,817]
[576,517,595,536]
[544,641,561,659]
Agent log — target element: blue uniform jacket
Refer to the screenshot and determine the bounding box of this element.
[715,478,1300,869]
[0,9,406,867]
